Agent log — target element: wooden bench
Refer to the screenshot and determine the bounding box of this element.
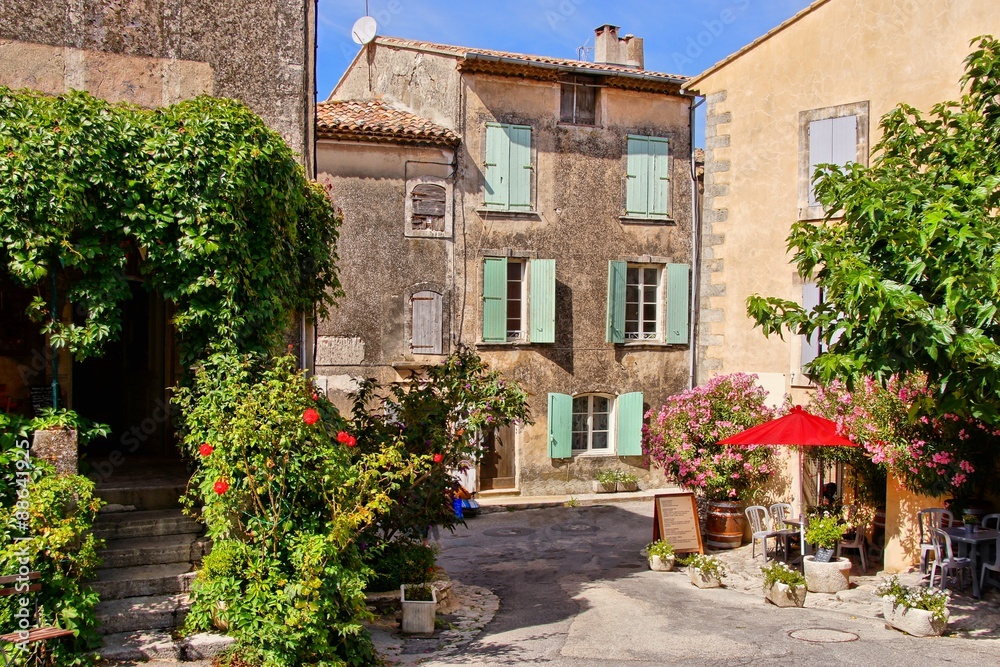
[0,572,75,666]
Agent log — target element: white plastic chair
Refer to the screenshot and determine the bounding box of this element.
[918,508,953,574]
[746,505,783,562]
[769,503,797,559]
[930,528,976,594]
[837,518,869,571]
[980,536,1000,594]
[982,513,1000,531]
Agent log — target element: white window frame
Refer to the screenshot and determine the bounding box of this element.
[505,260,528,342]
[624,263,663,341]
[571,394,616,455]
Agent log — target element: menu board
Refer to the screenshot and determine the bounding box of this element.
[652,492,703,554]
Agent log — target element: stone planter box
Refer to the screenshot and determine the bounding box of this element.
[764,581,807,607]
[803,556,851,593]
[687,565,721,589]
[593,481,616,493]
[648,554,675,572]
[31,428,78,475]
[617,480,638,492]
[882,598,948,637]
[401,584,437,634]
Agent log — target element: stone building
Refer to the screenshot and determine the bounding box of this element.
[688,0,1000,570]
[316,25,699,496]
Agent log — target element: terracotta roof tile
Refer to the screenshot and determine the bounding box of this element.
[376,36,689,83]
[316,99,460,147]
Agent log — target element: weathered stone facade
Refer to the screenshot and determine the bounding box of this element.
[317,35,697,496]
[0,0,315,172]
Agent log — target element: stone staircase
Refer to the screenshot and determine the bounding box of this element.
[90,469,233,663]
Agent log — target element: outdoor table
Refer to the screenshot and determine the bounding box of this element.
[944,527,1000,599]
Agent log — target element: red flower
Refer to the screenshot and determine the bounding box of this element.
[336,431,350,443]
[433,453,444,464]
[199,443,214,457]
[303,408,320,425]
[213,480,229,495]
[312,393,319,401]
[346,436,357,447]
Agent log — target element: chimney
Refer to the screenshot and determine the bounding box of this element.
[593,24,643,69]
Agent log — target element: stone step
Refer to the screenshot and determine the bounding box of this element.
[99,534,211,569]
[94,509,202,541]
[99,630,234,663]
[96,483,188,511]
[96,594,191,635]
[91,563,197,600]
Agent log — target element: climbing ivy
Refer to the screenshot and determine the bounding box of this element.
[0,88,341,365]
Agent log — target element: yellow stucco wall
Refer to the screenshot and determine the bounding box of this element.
[692,0,1000,569]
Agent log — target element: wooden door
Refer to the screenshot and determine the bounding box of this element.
[480,423,516,490]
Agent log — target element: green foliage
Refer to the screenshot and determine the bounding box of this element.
[804,513,847,549]
[363,540,436,593]
[874,576,949,623]
[0,444,104,666]
[617,471,638,485]
[401,584,434,602]
[645,540,674,559]
[686,554,726,579]
[595,469,618,485]
[175,353,418,667]
[0,88,341,366]
[761,561,806,591]
[350,350,531,542]
[746,36,1000,424]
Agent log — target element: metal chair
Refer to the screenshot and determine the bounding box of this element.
[980,536,1000,594]
[918,508,953,574]
[746,505,783,562]
[930,528,976,594]
[982,513,1000,531]
[769,503,797,559]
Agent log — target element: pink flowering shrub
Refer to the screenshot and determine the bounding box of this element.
[810,374,1000,499]
[643,374,780,501]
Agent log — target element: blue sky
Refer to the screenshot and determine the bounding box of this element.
[317,0,815,99]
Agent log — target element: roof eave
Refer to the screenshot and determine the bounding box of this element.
[317,130,460,149]
[460,52,690,87]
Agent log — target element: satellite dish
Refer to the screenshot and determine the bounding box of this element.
[352,16,377,45]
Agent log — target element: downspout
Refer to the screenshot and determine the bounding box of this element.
[685,92,706,390]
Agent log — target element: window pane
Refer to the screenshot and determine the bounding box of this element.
[626,267,639,284]
[644,268,658,285]
[625,285,639,304]
[572,413,587,432]
[592,432,608,449]
[625,302,639,321]
[593,413,608,432]
[643,285,656,302]
[643,303,657,320]
[593,396,610,413]
[572,432,587,450]
[573,397,588,413]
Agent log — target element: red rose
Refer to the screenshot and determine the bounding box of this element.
[303,408,320,425]
[199,443,214,457]
[346,436,357,447]
[213,480,229,495]
[433,453,444,464]
[336,431,349,443]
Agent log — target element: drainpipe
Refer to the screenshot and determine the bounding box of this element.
[686,92,705,390]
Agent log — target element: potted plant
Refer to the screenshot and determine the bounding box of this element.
[962,513,978,533]
[803,513,851,592]
[645,540,675,571]
[593,469,617,493]
[804,513,846,562]
[616,470,639,493]
[401,583,437,634]
[686,554,726,589]
[874,576,949,637]
[761,561,807,607]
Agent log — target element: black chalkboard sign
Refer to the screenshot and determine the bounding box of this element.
[30,386,54,414]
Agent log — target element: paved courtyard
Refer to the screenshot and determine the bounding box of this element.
[380,499,1000,666]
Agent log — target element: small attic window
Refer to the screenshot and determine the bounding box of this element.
[410,183,447,232]
[560,75,598,125]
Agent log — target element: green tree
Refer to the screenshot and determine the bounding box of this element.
[747,36,1000,423]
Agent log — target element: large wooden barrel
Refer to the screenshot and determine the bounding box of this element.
[705,500,745,549]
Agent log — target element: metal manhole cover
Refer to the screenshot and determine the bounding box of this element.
[788,628,860,643]
[483,527,536,537]
[552,523,598,533]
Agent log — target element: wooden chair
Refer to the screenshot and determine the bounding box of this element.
[0,572,75,666]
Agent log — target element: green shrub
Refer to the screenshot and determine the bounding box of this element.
[645,540,674,558]
[687,554,726,578]
[804,514,846,549]
[595,469,618,485]
[761,561,806,591]
[874,576,949,623]
[364,540,436,593]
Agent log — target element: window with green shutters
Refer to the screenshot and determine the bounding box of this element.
[484,123,533,211]
[482,257,555,343]
[607,261,689,344]
[625,135,670,219]
[547,392,644,458]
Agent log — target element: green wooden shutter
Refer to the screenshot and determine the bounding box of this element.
[509,125,532,210]
[649,137,669,218]
[528,259,555,344]
[625,136,649,216]
[548,392,572,459]
[482,257,508,342]
[666,263,690,344]
[616,392,644,456]
[484,123,510,209]
[606,260,626,343]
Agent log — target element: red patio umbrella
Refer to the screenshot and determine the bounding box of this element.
[718,405,859,521]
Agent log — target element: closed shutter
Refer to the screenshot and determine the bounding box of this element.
[482,257,508,342]
[615,392,644,456]
[800,282,822,372]
[411,290,443,354]
[625,136,649,216]
[484,124,509,209]
[528,258,555,344]
[666,263,690,344]
[509,125,532,210]
[650,137,670,218]
[808,118,834,205]
[548,393,573,459]
[606,260,627,343]
[830,115,858,168]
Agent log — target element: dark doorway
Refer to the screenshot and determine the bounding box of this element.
[480,423,516,490]
[73,281,181,462]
